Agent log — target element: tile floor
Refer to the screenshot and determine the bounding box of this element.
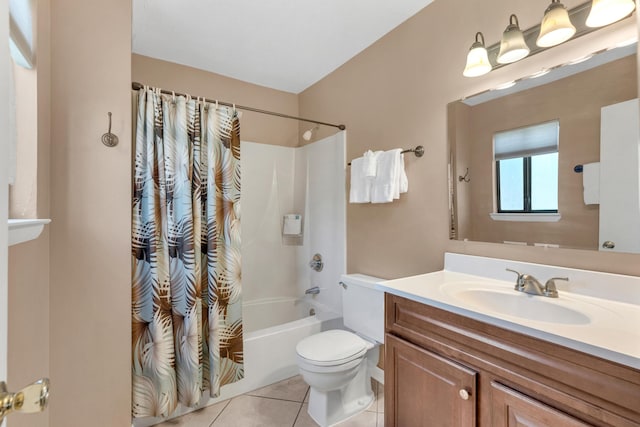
[153,376,384,427]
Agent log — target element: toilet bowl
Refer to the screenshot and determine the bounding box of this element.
[295,274,384,427]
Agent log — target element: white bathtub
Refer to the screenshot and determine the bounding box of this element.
[243,296,317,333]
[133,297,340,427]
[233,296,340,393]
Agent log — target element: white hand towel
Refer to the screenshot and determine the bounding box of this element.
[349,157,372,203]
[362,150,380,178]
[391,152,408,199]
[582,162,600,205]
[399,153,408,195]
[371,149,401,203]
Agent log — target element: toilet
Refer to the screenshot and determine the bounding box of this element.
[296,274,384,427]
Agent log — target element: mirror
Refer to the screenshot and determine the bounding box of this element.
[448,42,639,254]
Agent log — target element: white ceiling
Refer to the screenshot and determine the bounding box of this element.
[132,0,434,94]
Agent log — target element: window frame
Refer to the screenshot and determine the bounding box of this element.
[496,155,558,214]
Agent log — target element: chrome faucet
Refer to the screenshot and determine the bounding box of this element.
[542,277,569,298]
[506,269,567,298]
[305,286,320,295]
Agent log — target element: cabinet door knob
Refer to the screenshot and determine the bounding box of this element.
[459,388,470,400]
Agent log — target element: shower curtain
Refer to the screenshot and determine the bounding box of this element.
[131,88,243,418]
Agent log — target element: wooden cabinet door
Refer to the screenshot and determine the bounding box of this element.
[385,334,477,427]
[491,382,592,427]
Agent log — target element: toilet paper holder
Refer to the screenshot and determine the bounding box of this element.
[283,214,303,236]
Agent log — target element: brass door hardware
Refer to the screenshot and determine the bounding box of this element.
[0,378,49,423]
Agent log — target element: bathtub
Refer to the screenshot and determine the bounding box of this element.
[236,297,341,394]
[243,296,319,333]
[133,296,340,427]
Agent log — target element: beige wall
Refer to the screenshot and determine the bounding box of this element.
[132,54,300,147]
[451,55,637,250]
[48,0,131,425]
[299,0,640,277]
[8,0,51,426]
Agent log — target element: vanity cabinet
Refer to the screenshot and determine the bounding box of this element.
[490,382,590,427]
[384,293,640,427]
[386,334,476,426]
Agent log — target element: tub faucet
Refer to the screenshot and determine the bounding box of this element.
[305,286,320,295]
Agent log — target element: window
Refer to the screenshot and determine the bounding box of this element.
[8,0,37,217]
[9,0,34,70]
[494,121,559,213]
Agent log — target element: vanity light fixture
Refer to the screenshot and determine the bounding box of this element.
[463,32,492,77]
[462,1,634,77]
[585,0,636,27]
[537,0,576,47]
[497,15,530,64]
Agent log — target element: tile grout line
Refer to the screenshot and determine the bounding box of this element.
[292,387,310,427]
[244,394,309,404]
[291,401,305,427]
[208,399,231,427]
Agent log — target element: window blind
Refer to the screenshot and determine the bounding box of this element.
[494,120,559,161]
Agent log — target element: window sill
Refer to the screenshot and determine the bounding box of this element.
[8,219,51,246]
[489,213,561,223]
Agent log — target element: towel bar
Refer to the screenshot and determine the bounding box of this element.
[348,145,424,166]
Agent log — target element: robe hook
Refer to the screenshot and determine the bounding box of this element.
[458,168,470,182]
[101,112,119,147]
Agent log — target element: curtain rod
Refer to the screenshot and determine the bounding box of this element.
[131,82,346,131]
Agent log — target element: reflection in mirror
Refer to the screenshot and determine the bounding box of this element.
[448,42,638,254]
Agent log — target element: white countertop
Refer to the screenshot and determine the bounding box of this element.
[377,269,640,370]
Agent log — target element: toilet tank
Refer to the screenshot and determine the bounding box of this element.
[340,274,385,343]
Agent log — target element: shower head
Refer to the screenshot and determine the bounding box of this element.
[302,125,319,141]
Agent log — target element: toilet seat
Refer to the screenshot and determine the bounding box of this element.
[296,329,371,367]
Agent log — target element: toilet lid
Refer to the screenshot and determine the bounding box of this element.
[296,330,368,366]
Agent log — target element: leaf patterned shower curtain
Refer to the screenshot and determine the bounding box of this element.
[132,88,243,419]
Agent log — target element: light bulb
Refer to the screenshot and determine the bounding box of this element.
[463,32,492,77]
[586,0,636,27]
[537,1,576,48]
[497,15,530,64]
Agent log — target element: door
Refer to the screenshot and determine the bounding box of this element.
[385,334,477,427]
[1,0,11,410]
[599,99,640,253]
[491,382,591,427]
[2,2,12,424]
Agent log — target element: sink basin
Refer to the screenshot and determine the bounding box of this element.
[444,287,591,325]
